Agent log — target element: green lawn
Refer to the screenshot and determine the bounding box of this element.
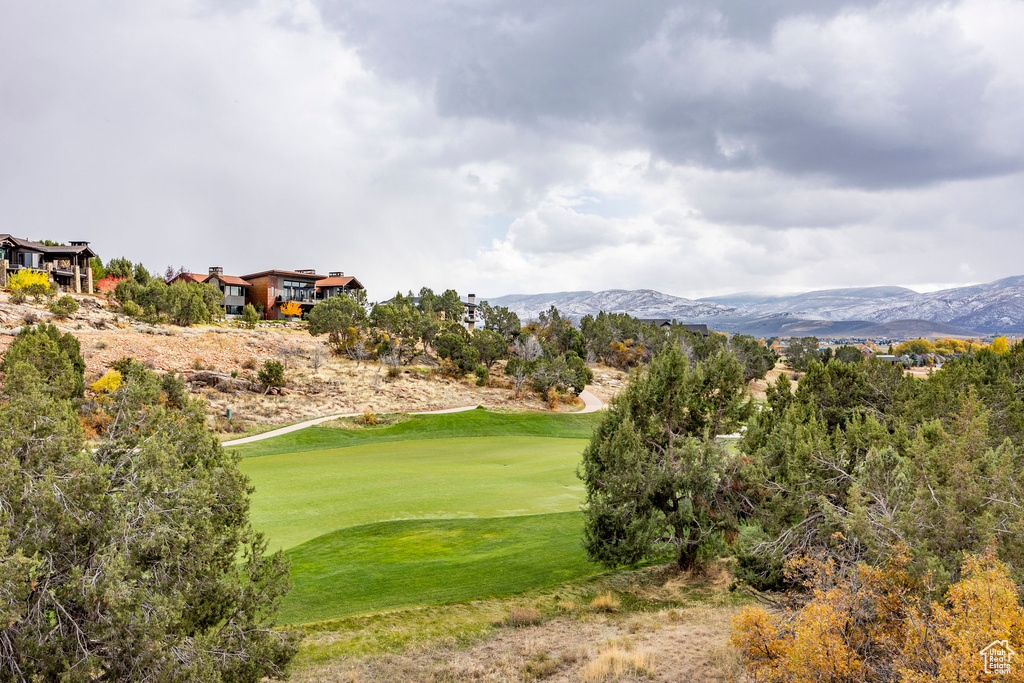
[237,408,604,624]
[281,512,592,623]
[230,406,601,459]
[242,436,588,552]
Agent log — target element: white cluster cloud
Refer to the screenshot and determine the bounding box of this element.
[1,0,1022,298]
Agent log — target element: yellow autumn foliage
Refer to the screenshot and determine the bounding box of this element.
[608,339,645,369]
[990,336,1011,354]
[7,269,50,292]
[732,548,1024,682]
[90,370,122,394]
[279,301,302,317]
[931,337,982,355]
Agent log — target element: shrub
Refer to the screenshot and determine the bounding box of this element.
[10,288,26,304]
[521,652,560,679]
[160,371,188,409]
[0,323,85,399]
[474,364,489,387]
[507,606,542,627]
[279,301,302,318]
[731,548,1024,683]
[590,592,620,613]
[257,359,285,392]
[80,406,113,439]
[357,410,378,426]
[8,269,50,297]
[122,300,142,318]
[241,303,259,329]
[579,645,653,682]
[90,370,122,394]
[0,346,298,678]
[242,356,258,370]
[435,332,479,375]
[386,365,401,380]
[543,387,559,409]
[48,295,80,319]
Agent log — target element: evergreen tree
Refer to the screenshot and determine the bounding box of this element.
[0,346,296,681]
[580,346,751,569]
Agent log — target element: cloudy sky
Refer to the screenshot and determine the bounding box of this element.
[2,0,1023,299]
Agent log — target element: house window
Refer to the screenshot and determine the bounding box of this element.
[18,253,41,269]
[282,279,315,301]
[225,305,244,316]
[224,285,244,297]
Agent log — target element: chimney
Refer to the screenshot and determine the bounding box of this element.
[329,271,344,278]
[465,294,477,330]
[209,266,224,276]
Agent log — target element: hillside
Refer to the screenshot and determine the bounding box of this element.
[0,291,626,434]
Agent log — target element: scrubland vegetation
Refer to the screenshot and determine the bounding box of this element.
[598,338,1024,680]
[0,324,295,681]
[7,264,1024,682]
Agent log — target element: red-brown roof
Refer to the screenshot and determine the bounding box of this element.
[240,269,327,281]
[170,272,210,284]
[214,275,252,287]
[316,276,364,289]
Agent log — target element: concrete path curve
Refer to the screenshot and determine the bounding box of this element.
[222,391,606,448]
[223,413,360,446]
[222,404,484,447]
[578,389,605,414]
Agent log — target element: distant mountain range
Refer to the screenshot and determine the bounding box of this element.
[484,276,1024,337]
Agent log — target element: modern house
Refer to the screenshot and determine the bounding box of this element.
[207,268,253,317]
[316,271,365,299]
[0,235,96,293]
[239,269,326,320]
[170,266,364,320]
[167,268,253,317]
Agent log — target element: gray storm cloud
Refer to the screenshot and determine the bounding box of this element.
[1,0,1022,297]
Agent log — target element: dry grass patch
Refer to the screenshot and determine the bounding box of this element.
[578,643,653,682]
[589,592,620,613]
[508,606,544,627]
[290,561,751,682]
[521,651,561,680]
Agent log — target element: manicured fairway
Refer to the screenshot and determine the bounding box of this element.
[241,436,587,552]
[231,407,600,459]
[280,512,590,623]
[235,408,604,623]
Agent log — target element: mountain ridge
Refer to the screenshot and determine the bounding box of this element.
[484,276,1024,336]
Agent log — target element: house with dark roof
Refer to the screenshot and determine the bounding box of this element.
[0,235,97,293]
[636,318,709,336]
